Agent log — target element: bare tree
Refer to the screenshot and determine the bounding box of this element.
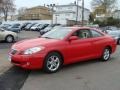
[0,0,16,21]
[18,7,27,15]
[91,0,117,14]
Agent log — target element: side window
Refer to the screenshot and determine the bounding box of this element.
[91,30,103,37]
[72,30,92,39]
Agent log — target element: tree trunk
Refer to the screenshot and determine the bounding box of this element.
[4,13,7,21]
[3,9,8,21]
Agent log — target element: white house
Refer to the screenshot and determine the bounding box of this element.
[53,4,90,25]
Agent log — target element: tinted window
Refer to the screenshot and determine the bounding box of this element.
[91,30,103,37]
[72,30,92,39]
[12,24,20,28]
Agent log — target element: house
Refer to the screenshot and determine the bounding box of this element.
[18,6,52,20]
[53,4,90,25]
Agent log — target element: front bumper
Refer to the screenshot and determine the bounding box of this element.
[9,53,46,70]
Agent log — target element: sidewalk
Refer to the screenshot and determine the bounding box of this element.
[0,49,12,75]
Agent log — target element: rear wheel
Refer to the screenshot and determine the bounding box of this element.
[101,48,111,61]
[5,35,14,43]
[43,52,63,73]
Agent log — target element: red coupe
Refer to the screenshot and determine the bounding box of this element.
[9,27,117,73]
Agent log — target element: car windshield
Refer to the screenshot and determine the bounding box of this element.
[26,24,32,28]
[33,24,40,27]
[41,28,72,40]
[45,26,53,30]
[11,24,20,28]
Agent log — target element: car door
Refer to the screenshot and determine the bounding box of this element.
[0,29,5,40]
[90,29,106,57]
[65,29,95,64]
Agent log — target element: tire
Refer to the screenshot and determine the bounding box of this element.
[101,47,111,61]
[117,39,120,45]
[43,52,63,73]
[5,35,14,43]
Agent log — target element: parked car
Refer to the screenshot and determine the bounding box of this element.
[30,23,41,31]
[24,23,37,31]
[21,22,31,30]
[0,28,18,43]
[100,27,120,45]
[0,24,12,30]
[105,30,120,45]
[40,24,60,35]
[36,24,49,31]
[9,27,116,73]
[6,23,21,33]
[0,22,2,25]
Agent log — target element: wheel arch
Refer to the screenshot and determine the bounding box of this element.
[46,50,64,64]
[5,34,14,39]
[104,45,112,54]
[5,34,14,42]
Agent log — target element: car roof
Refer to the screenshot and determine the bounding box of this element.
[62,27,94,31]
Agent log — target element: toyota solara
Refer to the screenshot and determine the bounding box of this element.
[9,27,117,73]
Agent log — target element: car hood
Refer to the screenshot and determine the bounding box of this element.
[31,27,36,29]
[12,38,59,50]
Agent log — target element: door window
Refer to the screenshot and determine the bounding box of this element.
[72,29,92,39]
[91,30,103,37]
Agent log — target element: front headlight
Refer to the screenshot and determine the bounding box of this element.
[24,46,45,55]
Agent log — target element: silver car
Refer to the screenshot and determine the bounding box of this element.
[0,28,18,43]
[107,30,120,45]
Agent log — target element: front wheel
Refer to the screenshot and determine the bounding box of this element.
[5,35,14,43]
[101,48,111,61]
[43,52,63,73]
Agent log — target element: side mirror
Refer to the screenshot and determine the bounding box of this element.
[69,36,79,41]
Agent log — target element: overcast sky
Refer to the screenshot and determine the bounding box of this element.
[15,0,92,10]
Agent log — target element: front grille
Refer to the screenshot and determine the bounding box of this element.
[10,49,18,55]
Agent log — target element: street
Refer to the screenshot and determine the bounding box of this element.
[0,31,120,90]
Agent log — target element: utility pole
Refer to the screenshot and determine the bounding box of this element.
[0,0,3,8]
[76,0,79,25]
[82,0,84,26]
[47,4,55,25]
